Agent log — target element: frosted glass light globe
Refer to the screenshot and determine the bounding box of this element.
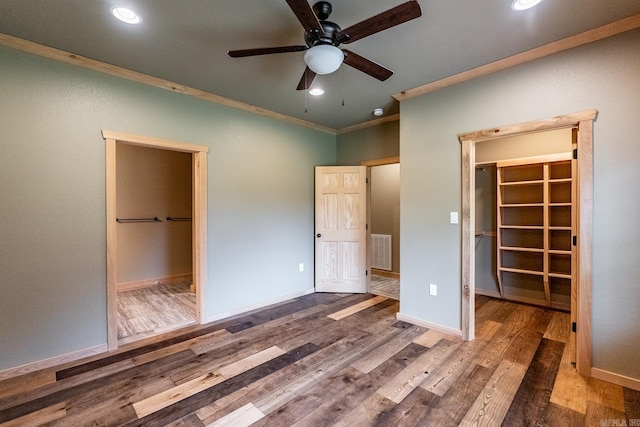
[304,45,344,75]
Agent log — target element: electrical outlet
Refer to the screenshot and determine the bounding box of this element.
[299,263,304,272]
[429,283,438,296]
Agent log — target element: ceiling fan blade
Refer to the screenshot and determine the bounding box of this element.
[228,45,307,58]
[342,49,393,81]
[336,1,422,45]
[296,67,317,90]
[285,0,325,35]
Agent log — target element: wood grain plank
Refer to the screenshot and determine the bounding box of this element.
[413,329,446,348]
[419,335,489,397]
[502,338,564,426]
[330,393,395,427]
[543,310,571,343]
[412,363,494,425]
[584,400,627,427]
[252,329,379,415]
[277,343,430,427]
[503,328,544,367]
[133,346,285,418]
[0,371,56,401]
[206,403,264,427]
[624,387,640,421]
[327,295,388,320]
[138,329,230,363]
[477,305,541,370]
[0,349,196,424]
[475,320,503,341]
[0,402,65,427]
[1,294,636,426]
[126,343,321,427]
[550,338,589,414]
[459,360,528,426]
[351,325,425,374]
[587,376,626,412]
[371,386,438,426]
[543,402,586,426]
[376,339,458,403]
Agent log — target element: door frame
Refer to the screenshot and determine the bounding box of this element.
[102,130,209,350]
[362,156,401,281]
[458,109,596,376]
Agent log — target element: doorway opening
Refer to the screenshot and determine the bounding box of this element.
[459,110,596,376]
[103,130,209,350]
[363,156,400,300]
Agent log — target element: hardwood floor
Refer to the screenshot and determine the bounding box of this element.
[1,293,638,426]
[117,281,196,344]
[370,275,400,300]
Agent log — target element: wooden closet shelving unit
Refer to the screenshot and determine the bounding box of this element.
[496,153,574,311]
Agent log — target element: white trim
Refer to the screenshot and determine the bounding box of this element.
[203,288,316,324]
[591,367,640,392]
[396,313,463,338]
[0,344,108,381]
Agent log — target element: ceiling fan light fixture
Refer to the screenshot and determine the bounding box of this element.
[304,44,344,75]
[111,7,142,24]
[309,88,325,96]
[511,0,543,11]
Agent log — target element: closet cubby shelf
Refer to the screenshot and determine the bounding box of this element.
[496,154,574,312]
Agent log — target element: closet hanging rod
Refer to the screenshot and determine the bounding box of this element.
[166,217,192,222]
[116,217,162,223]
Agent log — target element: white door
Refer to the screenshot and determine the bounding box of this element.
[315,166,370,293]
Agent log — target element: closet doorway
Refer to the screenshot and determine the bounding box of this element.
[459,110,596,376]
[363,156,400,300]
[103,130,208,350]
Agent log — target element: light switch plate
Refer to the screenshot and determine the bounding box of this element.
[450,212,459,224]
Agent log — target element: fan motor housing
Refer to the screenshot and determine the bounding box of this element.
[305,20,341,47]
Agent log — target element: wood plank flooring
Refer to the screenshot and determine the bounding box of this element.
[370,275,400,300]
[1,293,638,426]
[117,281,196,343]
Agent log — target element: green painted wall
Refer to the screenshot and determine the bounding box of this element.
[0,46,335,371]
[400,29,640,379]
[336,120,399,165]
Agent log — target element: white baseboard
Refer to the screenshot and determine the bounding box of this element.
[396,313,463,338]
[0,343,108,381]
[591,367,640,391]
[204,288,316,324]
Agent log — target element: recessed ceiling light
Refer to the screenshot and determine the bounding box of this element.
[309,88,324,96]
[511,0,543,11]
[111,7,142,24]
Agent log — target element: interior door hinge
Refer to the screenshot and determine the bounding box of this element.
[366,177,369,184]
[573,235,577,246]
[572,322,577,333]
[573,148,578,159]
[366,270,368,276]
[366,224,368,230]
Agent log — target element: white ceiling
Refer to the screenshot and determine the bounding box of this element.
[1,0,639,130]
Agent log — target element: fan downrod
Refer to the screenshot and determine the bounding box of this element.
[313,1,332,20]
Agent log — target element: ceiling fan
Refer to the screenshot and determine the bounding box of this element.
[227,0,422,90]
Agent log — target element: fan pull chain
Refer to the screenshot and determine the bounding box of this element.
[304,72,308,113]
[341,66,345,107]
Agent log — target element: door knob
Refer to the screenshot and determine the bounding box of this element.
[316,233,322,238]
